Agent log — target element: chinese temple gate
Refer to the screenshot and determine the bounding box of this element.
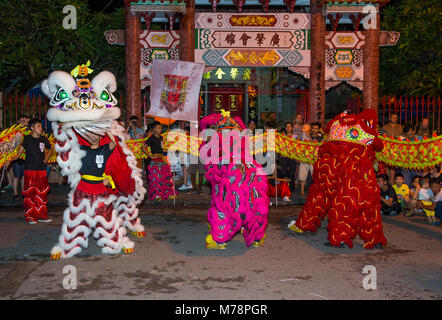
[110,0,399,127]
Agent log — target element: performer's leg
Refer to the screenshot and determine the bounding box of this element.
[34,172,50,221]
[327,191,359,248]
[290,154,335,233]
[116,198,146,238]
[23,171,37,223]
[159,161,176,199]
[94,198,134,255]
[358,205,387,249]
[23,171,49,223]
[205,165,241,249]
[290,182,328,233]
[357,167,388,249]
[50,190,93,259]
[147,161,162,200]
[241,172,269,247]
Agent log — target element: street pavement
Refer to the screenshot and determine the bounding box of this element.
[0,185,441,300]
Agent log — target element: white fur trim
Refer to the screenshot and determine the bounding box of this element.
[47,107,120,123]
[91,71,117,94]
[42,71,76,96]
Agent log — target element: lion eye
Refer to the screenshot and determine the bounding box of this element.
[54,88,70,102]
[100,90,110,101]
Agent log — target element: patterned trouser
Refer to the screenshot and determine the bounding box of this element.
[23,170,49,222]
[51,188,133,258]
[147,158,175,200]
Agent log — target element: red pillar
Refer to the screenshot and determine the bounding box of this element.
[179,0,195,62]
[308,0,326,127]
[124,1,141,122]
[363,11,380,113]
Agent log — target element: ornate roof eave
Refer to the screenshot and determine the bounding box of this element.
[325,0,390,8]
[124,0,187,12]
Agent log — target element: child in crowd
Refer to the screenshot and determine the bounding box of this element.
[298,123,324,196]
[377,174,401,216]
[392,173,410,215]
[268,157,291,202]
[428,178,442,224]
[408,176,422,216]
[418,176,438,225]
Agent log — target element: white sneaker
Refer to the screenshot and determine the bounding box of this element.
[178,184,192,191]
[282,196,291,202]
[28,220,37,225]
[38,219,52,223]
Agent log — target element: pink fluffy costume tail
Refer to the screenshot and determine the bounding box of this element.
[147,157,176,200]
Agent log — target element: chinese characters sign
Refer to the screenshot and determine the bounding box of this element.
[203,67,253,81]
[195,13,311,67]
[210,87,244,119]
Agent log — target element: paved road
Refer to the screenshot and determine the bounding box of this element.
[0,204,441,300]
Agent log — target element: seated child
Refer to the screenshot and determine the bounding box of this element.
[393,173,410,215]
[377,174,401,216]
[268,157,291,202]
[408,176,422,216]
[420,178,442,225]
[418,176,438,225]
[430,178,442,223]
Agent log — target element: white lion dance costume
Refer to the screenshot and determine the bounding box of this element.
[201,111,270,249]
[42,62,146,259]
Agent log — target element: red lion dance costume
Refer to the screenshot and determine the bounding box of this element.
[288,109,387,249]
[200,110,270,249]
[42,62,146,259]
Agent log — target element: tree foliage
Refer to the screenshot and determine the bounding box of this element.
[380,0,442,96]
[0,0,125,94]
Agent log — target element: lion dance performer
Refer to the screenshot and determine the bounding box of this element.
[288,109,387,249]
[201,110,270,249]
[42,62,146,259]
[145,121,176,201]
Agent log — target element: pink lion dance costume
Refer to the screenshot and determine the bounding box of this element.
[200,111,270,249]
[42,63,146,259]
[288,109,387,249]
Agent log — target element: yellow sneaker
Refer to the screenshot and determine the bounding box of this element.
[253,234,266,247]
[123,247,134,254]
[288,222,304,234]
[205,234,227,250]
[131,231,146,238]
[50,252,61,260]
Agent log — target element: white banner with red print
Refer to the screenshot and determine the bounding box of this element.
[149,59,205,122]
